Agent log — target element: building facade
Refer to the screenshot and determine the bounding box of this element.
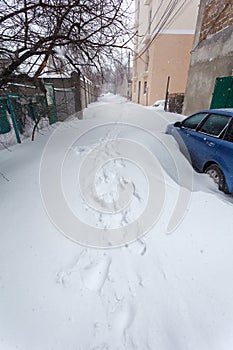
[132,0,199,106]
[183,0,233,115]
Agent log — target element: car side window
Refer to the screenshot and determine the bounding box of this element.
[182,113,207,130]
[198,114,230,136]
[224,121,233,143]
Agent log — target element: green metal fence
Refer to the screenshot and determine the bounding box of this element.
[210,76,233,109]
[45,83,57,125]
[0,84,57,143]
[0,98,11,134]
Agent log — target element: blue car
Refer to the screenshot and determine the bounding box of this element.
[166,109,233,194]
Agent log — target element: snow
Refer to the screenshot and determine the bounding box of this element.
[0,116,50,150]
[1,94,233,349]
[54,47,66,60]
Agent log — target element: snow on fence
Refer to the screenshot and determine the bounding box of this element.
[0,74,97,148]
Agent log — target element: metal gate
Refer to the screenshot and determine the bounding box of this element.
[45,83,57,125]
[0,98,11,134]
[210,76,233,109]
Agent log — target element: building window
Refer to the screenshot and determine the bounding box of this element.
[148,8,152,34]
[138,81,141,103]
[137,0,140,23]
[144,81,147,94]
[134,30,139,48]
[145,49,149,71]
[133,82,136,93]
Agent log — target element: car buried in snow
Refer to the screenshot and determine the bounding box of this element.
[152,100,166,110]
[166,108,233,194]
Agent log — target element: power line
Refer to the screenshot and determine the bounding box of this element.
[134,0,195,61]
[136,0,180,49]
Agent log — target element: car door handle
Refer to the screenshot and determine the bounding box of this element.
[206,141,215,147]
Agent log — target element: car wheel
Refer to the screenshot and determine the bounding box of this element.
[205,164,229,194]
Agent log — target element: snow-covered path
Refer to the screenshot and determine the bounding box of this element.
[1,94,233,350]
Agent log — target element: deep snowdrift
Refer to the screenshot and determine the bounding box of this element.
[0,94,233,350]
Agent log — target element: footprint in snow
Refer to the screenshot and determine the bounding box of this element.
[126,239,147,256]
[80,254,111,292]
[91,343,109,350]
[110,300,136,338]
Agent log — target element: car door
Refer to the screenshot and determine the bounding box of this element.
[176,113,208,163]
[217,120,233,193]
[189,113,231,171]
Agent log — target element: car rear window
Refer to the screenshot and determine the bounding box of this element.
[182,113,207,130]
[198,114,230,136]
[224,122,233,143]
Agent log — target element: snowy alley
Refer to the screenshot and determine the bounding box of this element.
[1,94,233,350]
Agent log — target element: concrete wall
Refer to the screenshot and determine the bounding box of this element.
[133,33,194,106]
[149,33,194,104]
[183,0,233,115]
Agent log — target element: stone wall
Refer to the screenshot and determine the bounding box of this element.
[183,0,233,115]
[200,0,233,42]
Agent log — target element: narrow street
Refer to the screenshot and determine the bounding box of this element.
[0,94,233,350]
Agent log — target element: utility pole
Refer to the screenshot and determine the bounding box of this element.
[164,76,170,111]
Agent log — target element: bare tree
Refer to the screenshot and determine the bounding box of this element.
[0,0,133,90]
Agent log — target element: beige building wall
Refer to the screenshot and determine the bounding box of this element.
[132,0,199,106]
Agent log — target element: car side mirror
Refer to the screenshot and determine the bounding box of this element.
[174,121,182,128]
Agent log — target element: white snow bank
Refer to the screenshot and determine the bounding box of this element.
[0,94,233,350]
[0,116,50,150]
